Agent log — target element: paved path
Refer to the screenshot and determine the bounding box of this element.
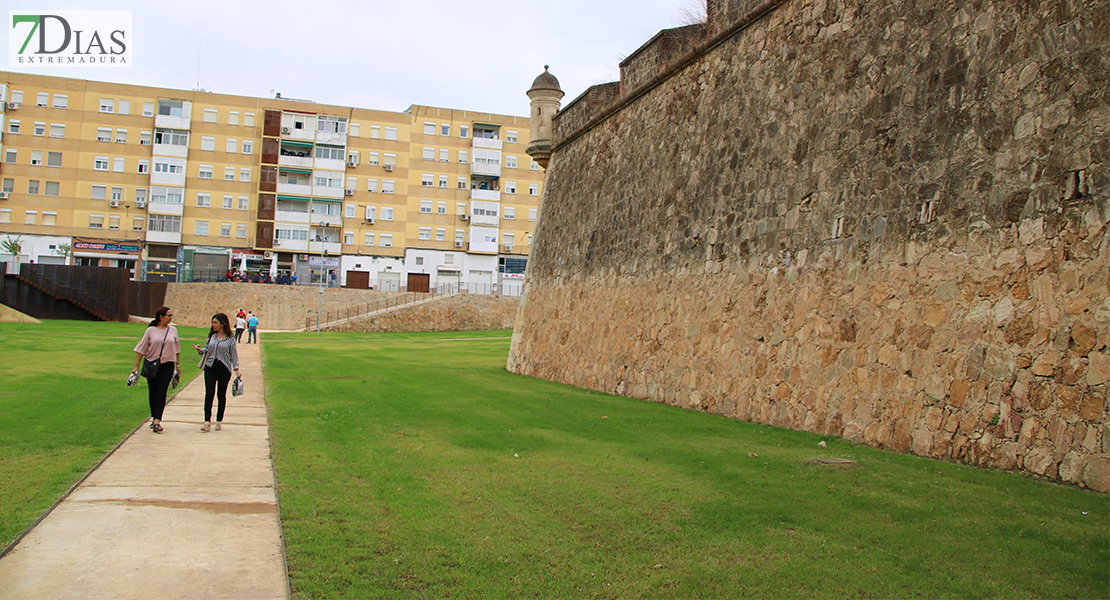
[0,340,288,600]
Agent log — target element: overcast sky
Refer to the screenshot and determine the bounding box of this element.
[6,0,704,117]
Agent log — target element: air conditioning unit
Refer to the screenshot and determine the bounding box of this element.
[459,214,469,221]
[0,192,9,200]
[364,217,375,225]
[273,238,280,245]
[6,102,19,110]
[454,241,463,248]
[109,199,120,208]
[281,126,291,134]
[383,164,394,171]
[299,254,308,261]
[345,189,354,196]
[504,245,513,252]
[348,159,358,168]
[263,251,273,259]
[136,199,146,208]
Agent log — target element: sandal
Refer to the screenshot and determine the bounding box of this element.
[200,422,211,433]
[152,423,163,433]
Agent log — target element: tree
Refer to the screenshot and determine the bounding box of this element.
[1,236,23,256]
[55,242,72,264]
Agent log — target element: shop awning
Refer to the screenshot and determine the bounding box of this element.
[278,167,313,174]
[277,195,310,202]
[280,140,314,148]
[311,197,342,203]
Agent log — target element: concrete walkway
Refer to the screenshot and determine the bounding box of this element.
[0,340,288,600]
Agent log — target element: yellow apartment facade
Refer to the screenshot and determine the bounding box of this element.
[0,72,545,293]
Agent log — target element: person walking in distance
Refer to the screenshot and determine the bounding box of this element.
[247,312,259,344]
[131,307,181,434]
[235,312,246,342]
[193,313,241,433]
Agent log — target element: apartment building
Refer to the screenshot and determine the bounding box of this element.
[0,72,545,293]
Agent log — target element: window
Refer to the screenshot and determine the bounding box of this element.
[43,211,57,226]
[89,214,104,229]
[244,113,255,127]
[27,180,39,195]
[503,233,515,248]
[507,130,518,144]
[93,156,109,170]
[471,201,498,217]
[196,193,211,208]
[10,91,22,104]
[36,92,48,107]
[380,233,393,247]
[140,131,152,146]
[459,125,469,138]
[365,206,376,220]
[381,207,394,220]
[457,202,467,215]
[97,127,112,142]
[44,181,59,196]
[237,224,247,238]
[148,214,182,233]
[436,227,446,241]
[198,164,213,179]
[419,226,431,240]
[529,208,537,221]
[153,160,183,174]
[115,129,127,143]
[424,122,436,135]
[1,179,11,193]
[384,127,397,141]
[370,125,381,139]
[367,152,379,166]
[422,173,433,187]
[0,209,9,224]
[138,160,149,174]
[439,148,449,162]
[349,123,360,137]
[441,124,450,136]
[7,120,19,134]
[33,122,45,136]
[506,155,518,169]
[383,153,396,168]
[157,100,184,116]
[457,177,467,190]
[367,178,378,193]
[505,181,517,194]
[151,186,184,204]
[118,100,130,115]
[382,180,395,194]
[423,147,435,161]
[111,186,123,201]
[240,168,250,182]
[49,123,64,138]
[225,166,235,181]
[135,189,147,203]
[318,115,347,133]
[438,201,447,214]
[438,175,448,188]
[47,152,62,167]
[531,160,540,171]
[276,228,307,241]
[314,145,344,160]
[364,232,375,246]
[4,149,16,163]
[344,231,354,245]
[203,108,217,123]
[242,140,252,154]
[504,206,516,220]
[347,151,358,165]
[345,204,356,218]
[239,196,249,210]
[108,215,120,230]
[216,194,229,209]
[195,221,209,236]
[154,129,188,146]
[529,183,539,196]
[142,102,154,117]
[221,223,231,237]
[228,111,239,126]
[53,94,68,109]
[458,150,468,164]
[420,200,433,213]
[134,216,145,231]
[226,138,238,153]
[100,98,114,113]
[113,157,125,172]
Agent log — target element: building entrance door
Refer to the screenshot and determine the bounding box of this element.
[407,273,430,293]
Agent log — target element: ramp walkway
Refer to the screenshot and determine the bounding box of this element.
[0,340,288,600]
[295,291,456,332]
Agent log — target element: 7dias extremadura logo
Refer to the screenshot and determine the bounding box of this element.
[9,11,132,67]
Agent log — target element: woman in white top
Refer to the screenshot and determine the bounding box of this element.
[193,313,241,432]
[131,307,181,434]
[235,313,246,342]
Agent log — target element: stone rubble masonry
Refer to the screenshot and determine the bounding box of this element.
[509,0,1110,491]
[323,295,520,333]
[164,283,424,330]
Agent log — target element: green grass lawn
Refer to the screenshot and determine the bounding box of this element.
[0,320,206,550]
[263,331,1109,599]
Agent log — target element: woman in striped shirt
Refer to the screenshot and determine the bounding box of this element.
[192,313,241,432]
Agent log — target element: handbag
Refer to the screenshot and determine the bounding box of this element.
[141,328,170,378]
[231,375,244,397]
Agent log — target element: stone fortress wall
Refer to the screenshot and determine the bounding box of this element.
[508,0,1110,490]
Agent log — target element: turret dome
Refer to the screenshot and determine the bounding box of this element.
[529,65,562,94]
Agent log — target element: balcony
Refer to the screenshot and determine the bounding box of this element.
[152,143,188,159]
[277,182,313,196]
[469,213,499,227]
[316,130,347,146]
[272,238,309,252]
[155,114,190,130]
[314,157,346,172]
[275,210,310,224]
[147,201,184,216]
[281,124,314,142]
[470,189,501,202]
[470,161,501,177]
[150,171,186,187]
[472,137,503,150]
[312,185,345,199]
[146,230,181,244]
[309,241,342,255]
[278,154,313,169]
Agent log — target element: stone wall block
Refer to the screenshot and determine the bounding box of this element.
[1082,459,1110,493]
[1087,352,1110,386]
[1079,392,1106,422]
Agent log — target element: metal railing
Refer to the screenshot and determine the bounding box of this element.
[305,290,440,330]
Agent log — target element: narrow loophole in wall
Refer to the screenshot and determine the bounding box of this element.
[919,200,936,224]
[1065,170,1086,200]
